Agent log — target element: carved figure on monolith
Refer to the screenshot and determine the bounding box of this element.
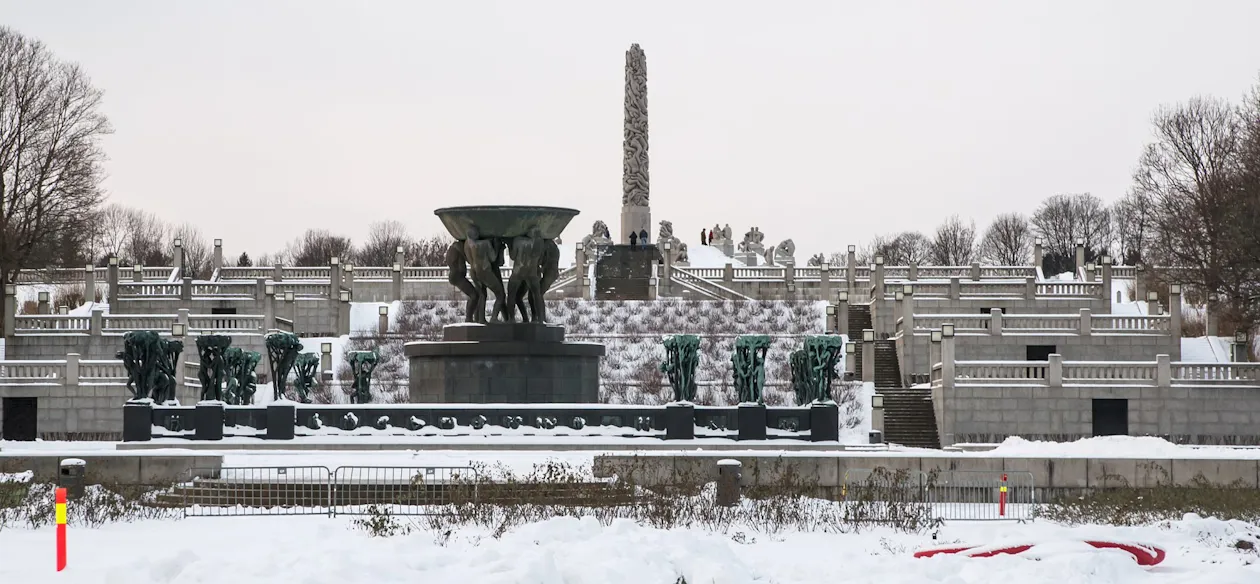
[660,334,700,402]
[154,338,183,404]
[265,332,303,401]
[119,331,160,401]
[790,348,810,406]
[195,335,233,402]
[224,347,261,405]
[505,227,545,323]
[463,226,507,324]
[347,351,379,404]
[292,352,319,403]
[803,335,843,403]
[732,335,771,404]
[445,241,479,321]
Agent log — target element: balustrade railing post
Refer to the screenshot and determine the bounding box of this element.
[819,262,831,302]
[862,329,875,384]
[1169,285,1183,354]
[65,353,80,387]
[3,284,15,338]
[107,256,119,306]
[89,307,103,337]
[1080,308,1092,336]
[970,262,980,281]
[1024,276,1036,300]
[941,327,956,390]
[180,277,193,303]
[990,307,1003,336]
[723,263,734,286]
[1047,354,1062,387]
[391,263,403,301]
[1156,354,1171,387]
[908,261,918,281]
[846,245,856,296]
[84,264,96,303]
[837,291,849,334]
[949,277,961,301]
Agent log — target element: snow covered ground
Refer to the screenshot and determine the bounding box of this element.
[0,511,1257,583]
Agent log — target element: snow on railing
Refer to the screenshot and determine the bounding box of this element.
[953,361,1047,381]
[1093,315,1169,333]
[190,282,255,297]
[913,313,1172,336]
[673,266,723,279]
[1000,315,1080,332]
[948,359,1260,387]
[1062,362,1158,383]
[217,267,272,281]
[117,282,181,297]
[104,314,176,332]
[187,315,265,333]
[79,360,127,382]
[274,282,331,297]
[13,315,90,333]
[0,360,65,384]
[1174,363,1260,383]
[912,314,991,333]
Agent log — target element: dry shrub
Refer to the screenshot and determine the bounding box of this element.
[0,482,178,530]
[1040,467,1260,526]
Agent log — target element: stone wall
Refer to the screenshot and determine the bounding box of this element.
[0,380,198,440]
[7,333,268,361]
[903,332,1180,377]
[932,383,1260,446]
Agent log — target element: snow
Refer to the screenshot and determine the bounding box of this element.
[0,470,32,483]
[1181,336,1234,363]
[983,436,1260,459]
[1,513,1258,582]
[685,243,747,268]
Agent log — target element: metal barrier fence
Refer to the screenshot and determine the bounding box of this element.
[842,468,1035,522]
[178,466,478,517]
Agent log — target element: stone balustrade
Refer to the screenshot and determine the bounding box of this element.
[913,311,1171,336]
[942,356,1260,388]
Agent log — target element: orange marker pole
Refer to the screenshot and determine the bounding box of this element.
[55,487,67,571]
[998,473,1007,517]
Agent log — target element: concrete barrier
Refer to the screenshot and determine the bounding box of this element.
[0,452,223,485]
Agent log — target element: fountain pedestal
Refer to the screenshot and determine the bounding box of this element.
[405,323,605,403]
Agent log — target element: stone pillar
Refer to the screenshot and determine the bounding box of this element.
[195,402,224,441]
[173,239,184,275]
[267,403,296,440]
[180,277,193,303]
[873,257,885,299]
[902,288,915,381]
[1034,239,1043,272]
[107,256,120,305]
[132,264,143,283]
[66,352,80,387]
[395,245,406,268]
[837,291,849,335]
[619,44,651,243]
[949,276,961,300]
[1170,285,1183,345]
[723,263,734,287]
[177,308,190,331]
[1234,336,1250,362]
[893,291,904,330]
[737,403,766,440]
[661,241,674,286]
[871,394,884,433]
[89,307,103,337]
[378,305,389,336]
[970,262,981,281]
[338,291,350,336]
[1206,294,1220,337]
[846,245,856,294]
[809,402,839,442]
[263,286,276,331]
[1156,354,1171,386]
[1101,256,1113,307]
[1075,239,1086,274]
[1047,354,1063,387]
[819,262,831,302]
[845,341,856,374]
[391,263,403,301]
[665,403,694,440]
[649,275,659,300]
[122,401,153,442]
[330,257,343,293]
[344,264,355,295]
[273,263,283,282]
[929,331,941,372]
[861,329,875,384]
[941,329,956,389]
[212,239,223,272]
[84,264,96,303]
[783,261,795,296]
[1134,263,1146,301]
[1080,307,1092,336]
[908,262,918,281]
[1025,276,1036,300]
[1147,291,1160,316]
[1085,263,1095,283]
[320,342,333,378]
[2,284,13,338]
[716,460,742,505]
[37,291,50,314]
[990,307,1003,336]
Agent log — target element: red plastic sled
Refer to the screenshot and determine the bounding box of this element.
[914,541,1165,566]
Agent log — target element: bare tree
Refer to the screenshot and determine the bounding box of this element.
[1112,189,1154,266]
[284,229,353,266]
[1031,193,1112,275]
[0,27,111,292]
[978,212,1032,266]
[170,223,208,278]
[354,220,411,266]
[1134,96,1257,327]
[929,215,977,265]
[859,232,931,265]
[236,251,252,267]
[407,235,453,266]
[127,209,170,267]
[87,203,134,263]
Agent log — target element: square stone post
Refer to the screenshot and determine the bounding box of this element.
[662,241,673,283]
[107,256,120,305]
[391,263,403,301]
[582,276,593,300]
[330,256,343,292]
[66,352,80,387]
[861,329,875,384]
[870,394,884,434]
[254,277,267,302]
[344,264,355,294]
[132,264,144,282]
[337,290,350,336]
[37,291,50,314]
[826,304,838,334]
[1147,291,1160,316]
[320,341,333,378]
[173,238,184,275]
[1134,263,1146,301]
[1079,307,1092,336]
[1085,263,1096,285]
[177,308,190,331]
[2,284,13,338]
[893,291,904,329]
[1034,239,1043,272]
[845,341,856,374]
[574,243,587,297]
[989,307,1003,336]
[1101,255,1113,306]
[1047,354,1063,387]
[1234,334,1250,362]
[1206,294,1220,337]
[89,306,103,337]
[172,323,187,398]
[84,264,96,302]
[873,256,885,299]
[908,262,918,281]
[949,276,961,300]
[819,262,831,302]
[273,263,283,282]
[180,277,193,304]
[941,327,956,389]
[1024,276,1036,300]
[1075,239,1085,273]
[1169,284,1183,342]
[649,276,659,300]
[783,261,795,295]
[929,330,941,372]
[836,291,849,335]
[846,245,856,294]
[395,244,406,268]
[212,239,223,272]
[1156,354,1171,386]
[970,262,981,281]
[902,286,915,382]
[723,263,734,286]
[263,285,276,331]
[378,304,389,336]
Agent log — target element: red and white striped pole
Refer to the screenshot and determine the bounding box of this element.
[55,487,67,571]
[998,473,1007,517]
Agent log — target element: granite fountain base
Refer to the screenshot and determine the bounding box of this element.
[405,323,605,403]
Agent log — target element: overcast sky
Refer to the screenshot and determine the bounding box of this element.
[4,0,1260,261]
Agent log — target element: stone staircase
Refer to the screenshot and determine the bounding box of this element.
[878,387,941,449]
[668,268,753,301]
[873,340,902,389]
[846,304,873,379]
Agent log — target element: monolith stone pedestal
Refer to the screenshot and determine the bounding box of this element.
[405,323,605,403]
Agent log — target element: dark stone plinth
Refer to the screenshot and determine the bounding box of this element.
[266,403,296,440]
[195,402,225,441]
[737,403,768,441]
[122,401,153,442]
[809,402,840,442]
[442,323,566,343]
[869,430,884,444]
[406,323,605,404]
[595,244,662,300]
[665,403,695,440]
